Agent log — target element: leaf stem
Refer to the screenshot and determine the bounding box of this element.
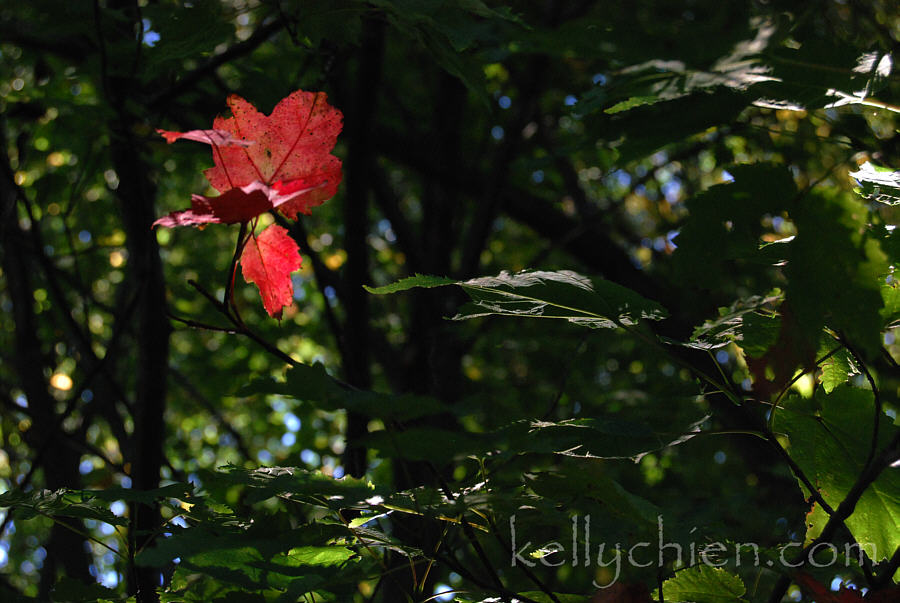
[224,221,249,316]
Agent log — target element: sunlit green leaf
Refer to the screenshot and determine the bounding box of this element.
[775,386,900,560]
[657,565,745,603]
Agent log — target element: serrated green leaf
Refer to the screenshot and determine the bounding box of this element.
[786,190,888,357]
[0,488,128,527]
[774,386,900,560]
[688,295,780,351]
[604,95,661,114]
[526,472,660,528]
[595,88,751,165]
[368,270,667,328]
[672,163,797,288]
[818,347,857,394]
[362,413,704,463]
[240,362,445,422]
[658,565,745,603]
[882,274,900,326]
[199,465,382,508]
[364,273,456,294]
[850,162,900,205]
[456,270,667,327]
[141,0,234,80]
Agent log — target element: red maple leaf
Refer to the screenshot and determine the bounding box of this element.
[201,90,342,219]
[154,89,342,318]
[240,225,302,320]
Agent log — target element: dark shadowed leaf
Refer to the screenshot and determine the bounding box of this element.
[369,270,667,328]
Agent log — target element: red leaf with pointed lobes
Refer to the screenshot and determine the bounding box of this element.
[157,128,253,147]
[154,88,342,229]
[203,90,343,217]
[240,224,302,319]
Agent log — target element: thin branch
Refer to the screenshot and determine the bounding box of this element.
[272,212,346,353]
[767,344,843,430]
[186,279,300,367]
[873,545,900,590]
[421,457,561,603]
[224,221,249,317]
[169,368,253,460]
[767,429,900,602]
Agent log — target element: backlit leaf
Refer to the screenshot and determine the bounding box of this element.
[368,269,667,328]
[240,224,302,318]
[775,386,900,560]
[657,566,745,603]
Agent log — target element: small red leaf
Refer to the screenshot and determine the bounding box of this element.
[157,128,253,147]
[240,224,302,319]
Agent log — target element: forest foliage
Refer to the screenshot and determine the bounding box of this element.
[1,1,900,602]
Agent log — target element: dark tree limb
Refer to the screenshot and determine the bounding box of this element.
[0,120,93,596]
[340,15,385,479]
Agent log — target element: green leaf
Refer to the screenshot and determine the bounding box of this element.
[364,273,456,294]
[672,163,797,289]
[361,426,489,462]
[786,190,888,357]
[368,270,667,328]
[525,472,660,528]
[240,362,446,422]
[50,577,118,603]
[0,488,128,527]
[374,269,667,327]
[199,465,382,509]
[366,0,522,100]
[850,162,900,206]
[881,272,900,326]
[141,0,234,80]
[290,0,365,47]
[687,295,781,351]
[774,386,900,560]
[455,270,668,327]
[758,41,890,111]
[362,413,705,463]
[513,415,706,462]
[84,482,193,505]
[658,565,745,603]
[818,346,857,394]
[594,88,751,165]
[604,95,661,114]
